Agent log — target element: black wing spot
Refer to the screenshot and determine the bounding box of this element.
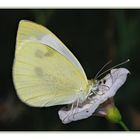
[35,67,43,77]
[44,47,53,57]
[35,48,53,58]
[35,50,44,58]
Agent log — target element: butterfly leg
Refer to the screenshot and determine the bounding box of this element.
[72,98,80,119]
[62,97,80,123]
[62,102,75,123]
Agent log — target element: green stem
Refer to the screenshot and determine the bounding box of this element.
[119,121,129,131]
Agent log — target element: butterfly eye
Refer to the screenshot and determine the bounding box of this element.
[103,79,106,84]
[99,81,102,85]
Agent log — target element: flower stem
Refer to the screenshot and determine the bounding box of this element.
[119,121,129,131]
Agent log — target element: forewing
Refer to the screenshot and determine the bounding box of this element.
[16,20,87,81]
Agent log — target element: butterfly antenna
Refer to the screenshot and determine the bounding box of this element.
[95,59,130,80]
[94,60,112,80]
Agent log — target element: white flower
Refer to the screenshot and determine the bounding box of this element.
[58,68,130,124]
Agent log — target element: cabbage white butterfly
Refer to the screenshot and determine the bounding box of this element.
[13,20,97,107]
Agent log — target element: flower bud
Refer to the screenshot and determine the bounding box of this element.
[105,106,122,123]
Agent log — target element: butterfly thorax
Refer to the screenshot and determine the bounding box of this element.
[78,80,98,103]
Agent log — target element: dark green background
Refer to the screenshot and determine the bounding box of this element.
[0,9,139,130]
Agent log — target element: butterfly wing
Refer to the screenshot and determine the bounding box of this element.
[13,39,89,107]
[16,20,87,81]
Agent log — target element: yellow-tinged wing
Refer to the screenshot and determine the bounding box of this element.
[16,20,87,81]
[13,40,89,107]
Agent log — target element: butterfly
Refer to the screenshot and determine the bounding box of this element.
[13,20,98,107]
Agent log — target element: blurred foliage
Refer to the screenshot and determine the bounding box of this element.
[0,9,140,130]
